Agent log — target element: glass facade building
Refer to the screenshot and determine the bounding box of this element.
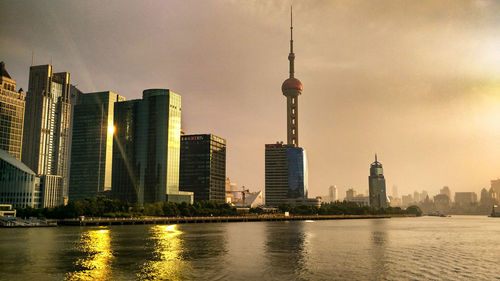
[179,134,226,203]
[0,62,25,161]
[68,91,125,202]
[265,142,308,206]
[368,155,388,208]
[112,89,192,204]
[22,64,72,207]
[0,149,41,208]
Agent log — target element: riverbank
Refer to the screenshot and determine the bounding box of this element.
[49,214,416,226]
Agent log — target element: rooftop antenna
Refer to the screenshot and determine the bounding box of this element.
[375,153,378,162]
[31,51,34,66]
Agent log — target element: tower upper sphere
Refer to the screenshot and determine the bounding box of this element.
[282,77,303,92]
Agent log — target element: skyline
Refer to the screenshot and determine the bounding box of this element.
[1,0,500,197]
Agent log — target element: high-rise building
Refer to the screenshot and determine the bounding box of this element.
[392,185,398,198]
[68,91,125,202]
[22,64,72,207]
[0,149,41,208]
[454,192,477,206]
[112,89,193,204]
[440,186,451,201]
[329,185,338,202]
[0,62,25,161]
[179,134,226,203]
[345,188,357,200]
[265,142,308,206]
[369,154,388,208]
[264,8,317,207]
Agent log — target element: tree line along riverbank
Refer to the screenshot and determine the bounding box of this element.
[14,196,423,219]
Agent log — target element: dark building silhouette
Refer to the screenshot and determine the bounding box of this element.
[0,62,25,161]
[22,64,71,207]
[179,134,226,203]
[111,89,192,204]
[69,91,125,202]
[369,154,388,208]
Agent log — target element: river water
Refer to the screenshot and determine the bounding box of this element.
[0,216,499,280]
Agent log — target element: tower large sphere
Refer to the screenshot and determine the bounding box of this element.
[281,77,303,92]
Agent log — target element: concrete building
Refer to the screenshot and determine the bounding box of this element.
[346,195,370,206]
[434,194,451,212]
[402,194,413,207]
[0,62,25,161]
[233,190,264,208]
[265,142,308,206]
[112,89,192,204]
[22,64,72,207]
[369,155,388,208]
[346,188,357,200]
[328,185,338,202]
[68,91,125,202]
[454,192,477,206]
[179,134,226,203]
[440,186,452,201]
[490,179,500,203]
[0,149,41,208]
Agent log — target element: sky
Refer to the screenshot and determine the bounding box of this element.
[1,0,499,199]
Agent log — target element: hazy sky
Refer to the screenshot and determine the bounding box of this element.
[1,0,499,198]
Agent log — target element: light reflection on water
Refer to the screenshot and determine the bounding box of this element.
[138,224,190,281]
[65,228,113,281]
[1,217,500,280]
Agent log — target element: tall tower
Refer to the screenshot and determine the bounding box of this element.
[369,154,388,208]
[282,6,303,147]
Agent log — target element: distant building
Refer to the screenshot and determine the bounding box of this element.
[0,62,25,161]
[22,64,72,207]
[111,89,193,204]
[388,196,402,207]
[179,134,226,203]
[69,91,125,202]
[433,194,451,212]
[264,142,309,206]
[0,149,41,208]
[454,192,477,206]
[346,195,370,206]
[490,179,500,203]
[328,185,338,202]
[392,185,398,198]
[369,154,388,208]
[413,191,421,203]
[480,188,494,206]
[346,188,357,200]
[402,194,413,207]
[440,186,451,201]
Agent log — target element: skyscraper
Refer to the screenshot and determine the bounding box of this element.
[0,62,25,160]
[69,91,125,202]
[112,89,192,204]
[368,154,388,208]
[329,185,338,202]
[264,8,316,207]
[265,142,308,206]
[22,64,72,207]
[179,134,226,203]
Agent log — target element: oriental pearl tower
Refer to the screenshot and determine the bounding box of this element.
[282,6,303,147]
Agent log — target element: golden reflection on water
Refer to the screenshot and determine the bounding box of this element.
[138,224,189,281]
[65,228,113,281]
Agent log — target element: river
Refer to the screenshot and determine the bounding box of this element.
[0,216,499,280]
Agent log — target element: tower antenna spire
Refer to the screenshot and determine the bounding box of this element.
[289,5,295,78]
[375,153,378,162]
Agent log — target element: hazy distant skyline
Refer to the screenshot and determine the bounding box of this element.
[1,0,499,197]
